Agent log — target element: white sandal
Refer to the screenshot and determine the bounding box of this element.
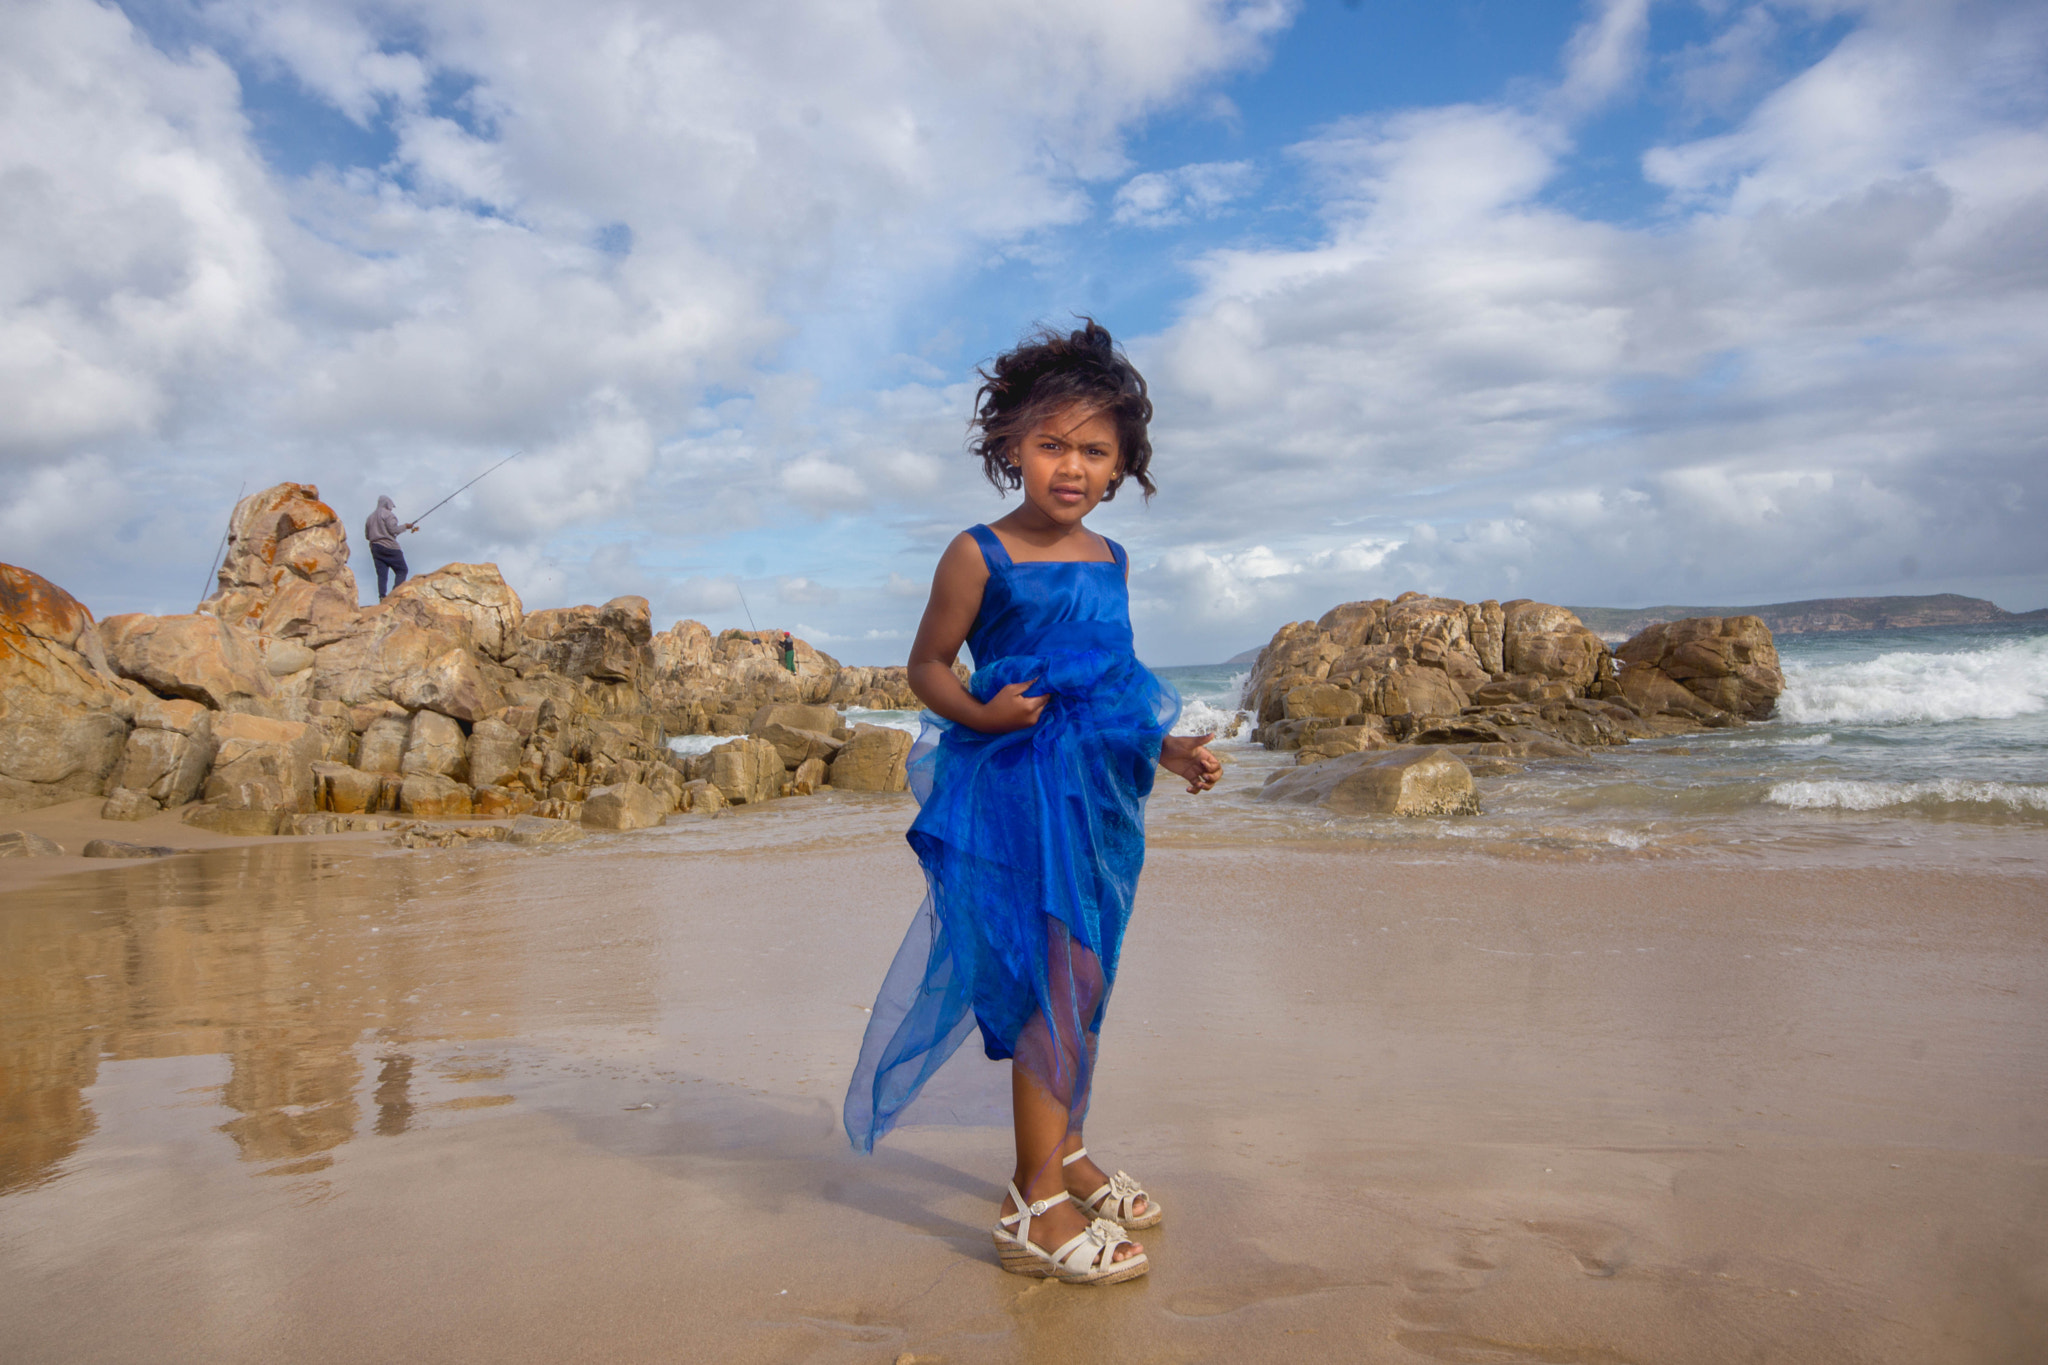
[1064,1147,1164,1230]
[992,1182,1149,1286]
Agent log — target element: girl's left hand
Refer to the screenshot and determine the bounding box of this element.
[1160,733,1221,794]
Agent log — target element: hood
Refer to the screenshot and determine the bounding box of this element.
[376,495,395,511]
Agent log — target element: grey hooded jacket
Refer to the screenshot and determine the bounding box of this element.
[365,496,404,549]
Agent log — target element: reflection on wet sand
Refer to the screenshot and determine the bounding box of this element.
[0,841,654,1190]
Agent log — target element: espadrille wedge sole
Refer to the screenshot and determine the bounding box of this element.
[992,1182,1149,1286]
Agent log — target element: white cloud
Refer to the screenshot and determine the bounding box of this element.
[1111,160,1258,227]
[1106,0,2048,661]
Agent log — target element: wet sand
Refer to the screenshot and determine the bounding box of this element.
[2,797,2044,1363]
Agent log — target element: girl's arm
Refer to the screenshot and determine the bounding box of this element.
[907,533,1047,734]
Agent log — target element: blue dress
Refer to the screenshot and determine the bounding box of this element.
[844,524,1181,1152]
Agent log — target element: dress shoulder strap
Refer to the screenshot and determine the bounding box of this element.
[1104,536,1128,574]
[967,524,1012,570]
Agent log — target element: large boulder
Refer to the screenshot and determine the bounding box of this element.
[1616,616,1783,721]
[708,735,784,805]
[518,596,651,684]
[354,714,410,773]
[0,830,65,857]
[200,712,321,814]
[197,482,361,642]
[99,613,274,711]
[0,564,135,813]
[1260,746,1480,817]
[111,699,216,808]
[756,722,842,770]
[399,773,474,819]
[385,564,524,661]
[1500,601,1607,691]
[465,717,524,790]
[390,646,504,723]
[399,710,467,780]
[581,781,666,831]
[828,726,913,793]
[311,762,384,814]
[310,609,473,709]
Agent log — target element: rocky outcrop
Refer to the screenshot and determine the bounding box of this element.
[6,481,947,835]
[99,613,274,711]
[0,565,138,813]
[1243,593,1786,764]
[199,483,361,644]
[1614,616,1783,722]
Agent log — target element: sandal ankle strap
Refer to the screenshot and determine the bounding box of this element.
[1060,1147,1089,1167]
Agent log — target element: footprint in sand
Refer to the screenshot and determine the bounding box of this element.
[1522,1218,1632,1278]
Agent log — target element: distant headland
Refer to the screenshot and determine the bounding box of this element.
[1565,594,2046,642]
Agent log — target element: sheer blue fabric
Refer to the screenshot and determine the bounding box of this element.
[844,524,1181,1152]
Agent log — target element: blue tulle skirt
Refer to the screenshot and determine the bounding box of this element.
[844,645,1179,1152]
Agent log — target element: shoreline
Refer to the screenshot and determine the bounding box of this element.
[3,826,2042,1362]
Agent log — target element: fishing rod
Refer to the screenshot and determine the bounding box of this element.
[735,582,759,633]
[200,481,247,600]
[408,450,520,530]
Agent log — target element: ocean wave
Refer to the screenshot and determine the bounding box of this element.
[1777,635,2048,726]
[1173,696,1251,740]
[1766,778,2048,814]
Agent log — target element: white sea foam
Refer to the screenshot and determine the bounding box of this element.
[1778,636,2048,725]
[667,734,729,757]
[840,707,925,736]
[1174,696,1251,740]
[1766,778,2048,813]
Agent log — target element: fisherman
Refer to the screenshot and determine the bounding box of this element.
[364,495,418,601]
[780,631,797,673]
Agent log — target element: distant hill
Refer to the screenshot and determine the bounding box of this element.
[1567,593,2031,640]
[1223,645,1264,665]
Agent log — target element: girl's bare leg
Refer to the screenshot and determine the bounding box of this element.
[999,1065,1142,1262]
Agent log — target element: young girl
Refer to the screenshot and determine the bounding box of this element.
[844,321,1220,1286]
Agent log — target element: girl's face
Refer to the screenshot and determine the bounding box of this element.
[1011,405,1122,528]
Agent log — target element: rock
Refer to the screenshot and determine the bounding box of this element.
[197,483,362,643]
[1282,682,1355,721]
[828,726,913,793]
[749,702,841,736]
[202,712,320,814]
[112,708,216,808]
[390,646,504,723]
[472,785,536,818]
[581,781,667,831]
[399,773,474,819]
[180,804,284,835]
[791,756,827,795]
[1616,616,1784,721]
[310,609,473,709]
[709,736,784,805]
[518,596,651,684]
[100,787,159,821]
[98,612,274,711]
[311,762,385,814]
[1374,664,1467,719]
[355,715,410,773]
[399,710,468,780]
[385,564,525,661]
[679,779,725,814]
[507,814,584,845]
[465,718,524,790]
[1,564,135,813]
[756,721,842,769]
[0,830,64,857]
[82,838,175,858]
[1258,746,1480,817]
[255,637,316,677]
[1499,601,1607,691]
[1616,664,1737,727]
[1303,723,1390,759]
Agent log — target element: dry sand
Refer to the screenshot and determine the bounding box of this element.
[1,795,2044,1363]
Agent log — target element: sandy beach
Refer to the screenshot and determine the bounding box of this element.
[2,790,2043,1364]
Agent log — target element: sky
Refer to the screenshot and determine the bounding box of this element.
[3,0,2044,665]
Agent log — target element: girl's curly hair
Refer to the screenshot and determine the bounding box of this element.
[970,319,1155,500]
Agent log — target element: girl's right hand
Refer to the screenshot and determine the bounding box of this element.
[978,680,1048,733]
